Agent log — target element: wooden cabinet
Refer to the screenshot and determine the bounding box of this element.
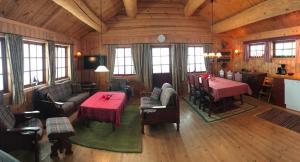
[242,72,267,97]
[270,78,285,107]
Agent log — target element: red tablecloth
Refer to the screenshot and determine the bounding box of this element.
[208,77,252,101]
[78,92,126,127]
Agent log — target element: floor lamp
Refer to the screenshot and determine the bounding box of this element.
[95,65,109,90]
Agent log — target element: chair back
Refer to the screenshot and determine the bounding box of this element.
[226,71,233,80]
[160,88,177,107]
[193,74,201,90]
[262,77,274,87]
[234,72,242,82]
[201,77,210,94]
[187,73,194,86]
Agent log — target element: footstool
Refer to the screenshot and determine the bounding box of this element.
[46,117,75,157]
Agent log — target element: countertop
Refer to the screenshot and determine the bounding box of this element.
[268,73,300,80]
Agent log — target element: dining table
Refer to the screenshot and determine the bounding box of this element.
[204,77,252,103]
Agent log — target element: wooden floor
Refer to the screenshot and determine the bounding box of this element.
[45,96,300,162]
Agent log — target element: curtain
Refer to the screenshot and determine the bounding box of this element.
[244,43,250,62]
[5,33,25,105]
[132,44,152,90]
[204,44,212,73]
[69,45,75,81]
[47,41,56,85]
[107,45,116,81]
[264,42,272,63]
[171,43,187,92]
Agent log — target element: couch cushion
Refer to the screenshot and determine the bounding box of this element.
[160,88,177,106]
[0,106,16,130]
[66,92,89,105]
[150,87,162,100]
[161,83,172,91]
[16,118,43,137]
[140,97,162,109]
[61,102,75,114]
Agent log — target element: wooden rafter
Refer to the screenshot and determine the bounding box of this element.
[213,0,300,33]
[52,0,107,32]
[122,0,137,18]
[184,0,206,17]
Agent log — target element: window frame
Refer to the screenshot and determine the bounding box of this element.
[55,45,68,80]
[249,42,265,58]
[23,41,46,88]
[273,40,296,58]
[151,46,171,74]
[187,46,206,73]
[0,38,8,92]
[113,47,136,76]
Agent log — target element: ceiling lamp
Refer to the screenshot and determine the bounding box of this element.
[204,0,222,58]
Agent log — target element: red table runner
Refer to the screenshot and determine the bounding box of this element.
[208,77,252,101]
[78,92,126,127]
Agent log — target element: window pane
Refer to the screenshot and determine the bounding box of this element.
[125,48,131,57]
[153,65,161,73]
[188,47,194,56]
[24,72,30,85]
[284,42,292,49]
[195,47,203,55]
[61,69,66,77]
[30,58,37,70]
[37,45,43,57]
[161,48,169,56]
[0,75,3,90]
[116,48,124,57]
[188,56,194,64]
[152,48,160,56]
[161,65,169,73]
[113,67,119,74]
[24,44,29,57]
[152,57,161,65]
[37,70,43,82]
[118,67,124,74]
[162,56,169,64]
[0,59,2,74]
[30,44,37,57]
[37,58,43,70]
[24,58,30,71]
[189,64,195,72]
[125,66,132,74]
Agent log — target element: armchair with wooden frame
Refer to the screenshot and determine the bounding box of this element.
[0,94,43,162]
[140,83,180,134]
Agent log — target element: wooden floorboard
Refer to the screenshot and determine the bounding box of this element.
[44,96,300,162]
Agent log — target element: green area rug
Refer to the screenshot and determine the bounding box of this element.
[70,105,142,153]
[183,97,257,123]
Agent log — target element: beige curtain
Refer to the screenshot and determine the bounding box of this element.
[69,45,75,81]
[244,43,250,62]
[107,45,116,81]
[5,33,25,105]
[171,43,187,92]
[47,41,56,85]
[132,44,152,90]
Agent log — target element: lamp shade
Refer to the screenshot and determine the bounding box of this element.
[95,65,109,72]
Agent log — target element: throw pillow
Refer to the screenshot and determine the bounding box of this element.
[150,87,162,100]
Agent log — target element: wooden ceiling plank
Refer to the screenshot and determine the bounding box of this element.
[213,0,300,33]
[122,0,137,17]
[184,0,206,16]
[52,0,107,32]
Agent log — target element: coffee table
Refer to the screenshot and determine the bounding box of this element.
[78,92,126,129]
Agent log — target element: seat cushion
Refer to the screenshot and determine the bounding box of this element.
[140,97,162,109]
[46,117,75,139]
[66,92,89,105]
[61,102,75,114]
[16,118,43,137]
[0,106,16,130]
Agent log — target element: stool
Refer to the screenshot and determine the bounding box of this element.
[46,117,75,158]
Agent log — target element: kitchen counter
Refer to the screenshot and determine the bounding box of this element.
[268,73,300,80]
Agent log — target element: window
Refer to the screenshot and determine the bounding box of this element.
[23,42,45,87]
[55,46,68,79]
[152,47,170,73]
[0,39,8,91]
[113,48,135,75]
[187,46,206,72]
[274,40,296,57]
[249,43,265,57]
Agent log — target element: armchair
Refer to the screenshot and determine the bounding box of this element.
[109,78,132,98]
[0,106,43,162]
[140,83,180,133]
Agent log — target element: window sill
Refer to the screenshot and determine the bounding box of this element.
[113,74,136,77]
[24,84,46,92]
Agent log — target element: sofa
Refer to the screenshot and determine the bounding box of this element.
[32,80,90,119]
[140,83,180,133]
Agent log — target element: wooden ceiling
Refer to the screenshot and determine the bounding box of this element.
[0,0,299,40]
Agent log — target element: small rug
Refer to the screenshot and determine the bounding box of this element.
[183,97,257,123]
[70,105,142,153]
[257,108,300,134]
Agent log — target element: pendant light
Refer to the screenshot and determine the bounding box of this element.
[95,0,109,73]
[204,0,222,58]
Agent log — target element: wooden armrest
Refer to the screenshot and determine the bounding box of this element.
[142,106,167,110]
[7,127,40,133]
[24,111,40,115]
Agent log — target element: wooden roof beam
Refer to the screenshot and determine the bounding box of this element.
[184,0,206,17]
[123,0,137,18]
[213,0,300,33]
[52,0,107,32]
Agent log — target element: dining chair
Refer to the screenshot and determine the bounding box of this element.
[201,77,216,117]
[193,74,205,106]
[258,77,274,103]
[234,72,242,82]
[187,73,196,102]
